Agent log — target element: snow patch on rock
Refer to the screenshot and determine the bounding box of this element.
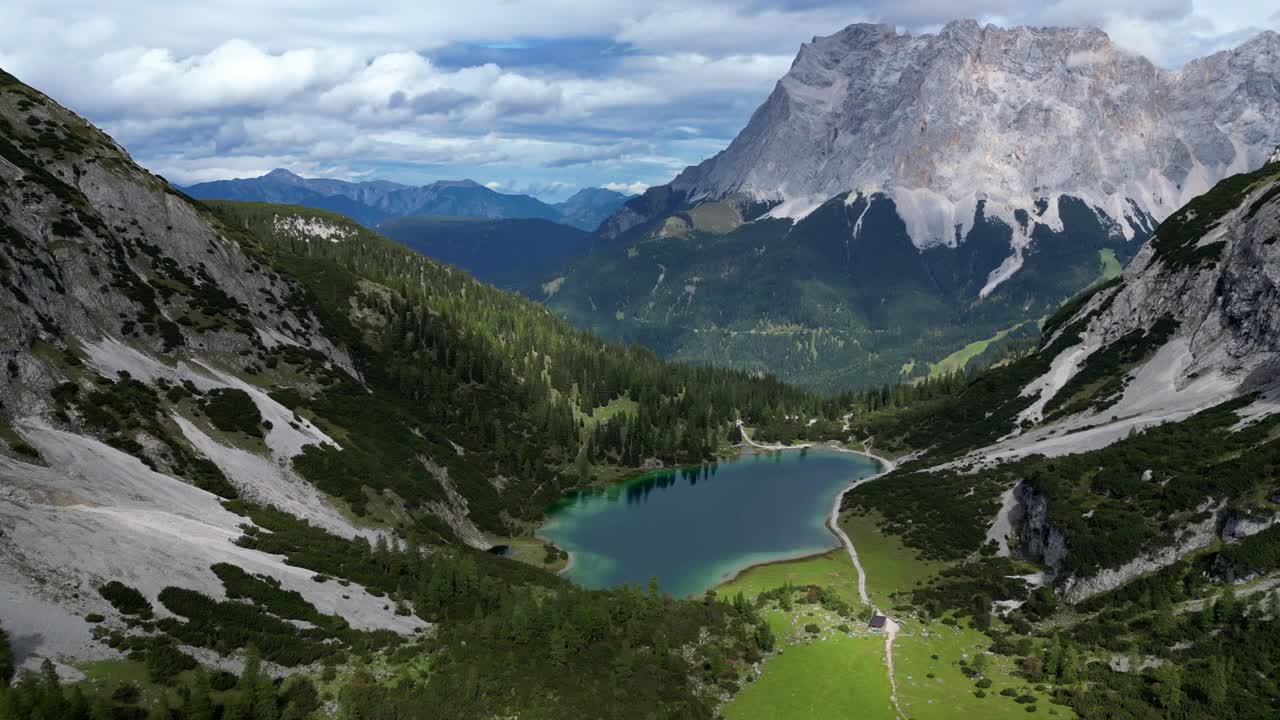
[667,20,1280,264]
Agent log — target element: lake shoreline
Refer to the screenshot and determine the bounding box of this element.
[538,431,897,593]
[732,428,898,602]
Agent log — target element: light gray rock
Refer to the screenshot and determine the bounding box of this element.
[0,74,433,667]
[1012,482,1069,570]
[669,21,1280,253]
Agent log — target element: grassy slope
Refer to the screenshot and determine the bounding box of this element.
[716,517,1070,720]
[927,323,1028,378]
[841,511,943,608]
[724,632,896,720]
[1098,248,1122,280]
[717,550,862,607]
[893,624,1060,720]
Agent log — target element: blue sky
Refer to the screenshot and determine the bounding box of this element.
[2,1,1276,200]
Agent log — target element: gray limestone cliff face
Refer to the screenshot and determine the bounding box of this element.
[1011,483,1280,603]
[0,75,438,665]
[1042,163,1280,394]
[0,86,352,418]
[1219,508,1280,542]
[1012,482,1069,570]
[613,20,1280,251]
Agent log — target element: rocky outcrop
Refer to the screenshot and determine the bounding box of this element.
[1219,509,1280,542]
[1011,482,1069,570]
[0,70,441,665]
[1013,486,1280,602]
[1035,155,1280,406]
[420,457,490,550]
[1057,511,1221,604]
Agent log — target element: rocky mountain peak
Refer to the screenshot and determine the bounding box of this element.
[660,22,1279,255]
[263,167,303,181]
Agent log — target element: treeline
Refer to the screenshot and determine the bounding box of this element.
[0,499,775,720]
[230,502,772,718]
[236,499,773,718]
[0,644,319,720]
[205,201,848,531]
[843,370,970,415]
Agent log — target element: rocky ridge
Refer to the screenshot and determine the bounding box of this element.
[0,69,428,668]
[982,155,1280,600]
[604,21,1280,298]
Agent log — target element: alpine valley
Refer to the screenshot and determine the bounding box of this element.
[545,21,1280,392]
[2,16,1280,720]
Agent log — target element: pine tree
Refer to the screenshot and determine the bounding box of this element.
[1152,664,1183,710]
[90,695,113,720]
[755,622,776,652]
[1204,656,1229,707]
[1214,586,1238,625]
[1059,645,1081,684]
[36,660,66,720]
[0,689,19,720]
[65,687,91,720]
[188,670,216,720]
[222,696,252,720]
[0,625,11,687]
[548,625,570,669]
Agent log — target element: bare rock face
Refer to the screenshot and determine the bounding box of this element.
[1044,162,1280,393]
[1013,483,1069,569]
[0,71,427,665]
[657,21,1280,254]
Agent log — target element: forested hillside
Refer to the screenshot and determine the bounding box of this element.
[825,160,1280,720]
[546,191,1129,393]
[207,200,843,532]
[377,214,592,289]
[0,67,803,720]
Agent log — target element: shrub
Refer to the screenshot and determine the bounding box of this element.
[144,640,197,682]
[804,623,820,635]
[99,581,153,619]
[111,683,141,703]
[0,623,13,685]
[202,388,263,438]
[210,670,238,691]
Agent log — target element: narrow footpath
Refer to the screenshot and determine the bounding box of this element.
[736,422,908,719]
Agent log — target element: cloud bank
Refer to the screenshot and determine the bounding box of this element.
[1,1,1274,198]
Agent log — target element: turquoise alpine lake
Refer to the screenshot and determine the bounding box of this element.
[539,448,883,598]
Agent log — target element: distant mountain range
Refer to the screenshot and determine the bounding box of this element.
[182,169,631,231]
